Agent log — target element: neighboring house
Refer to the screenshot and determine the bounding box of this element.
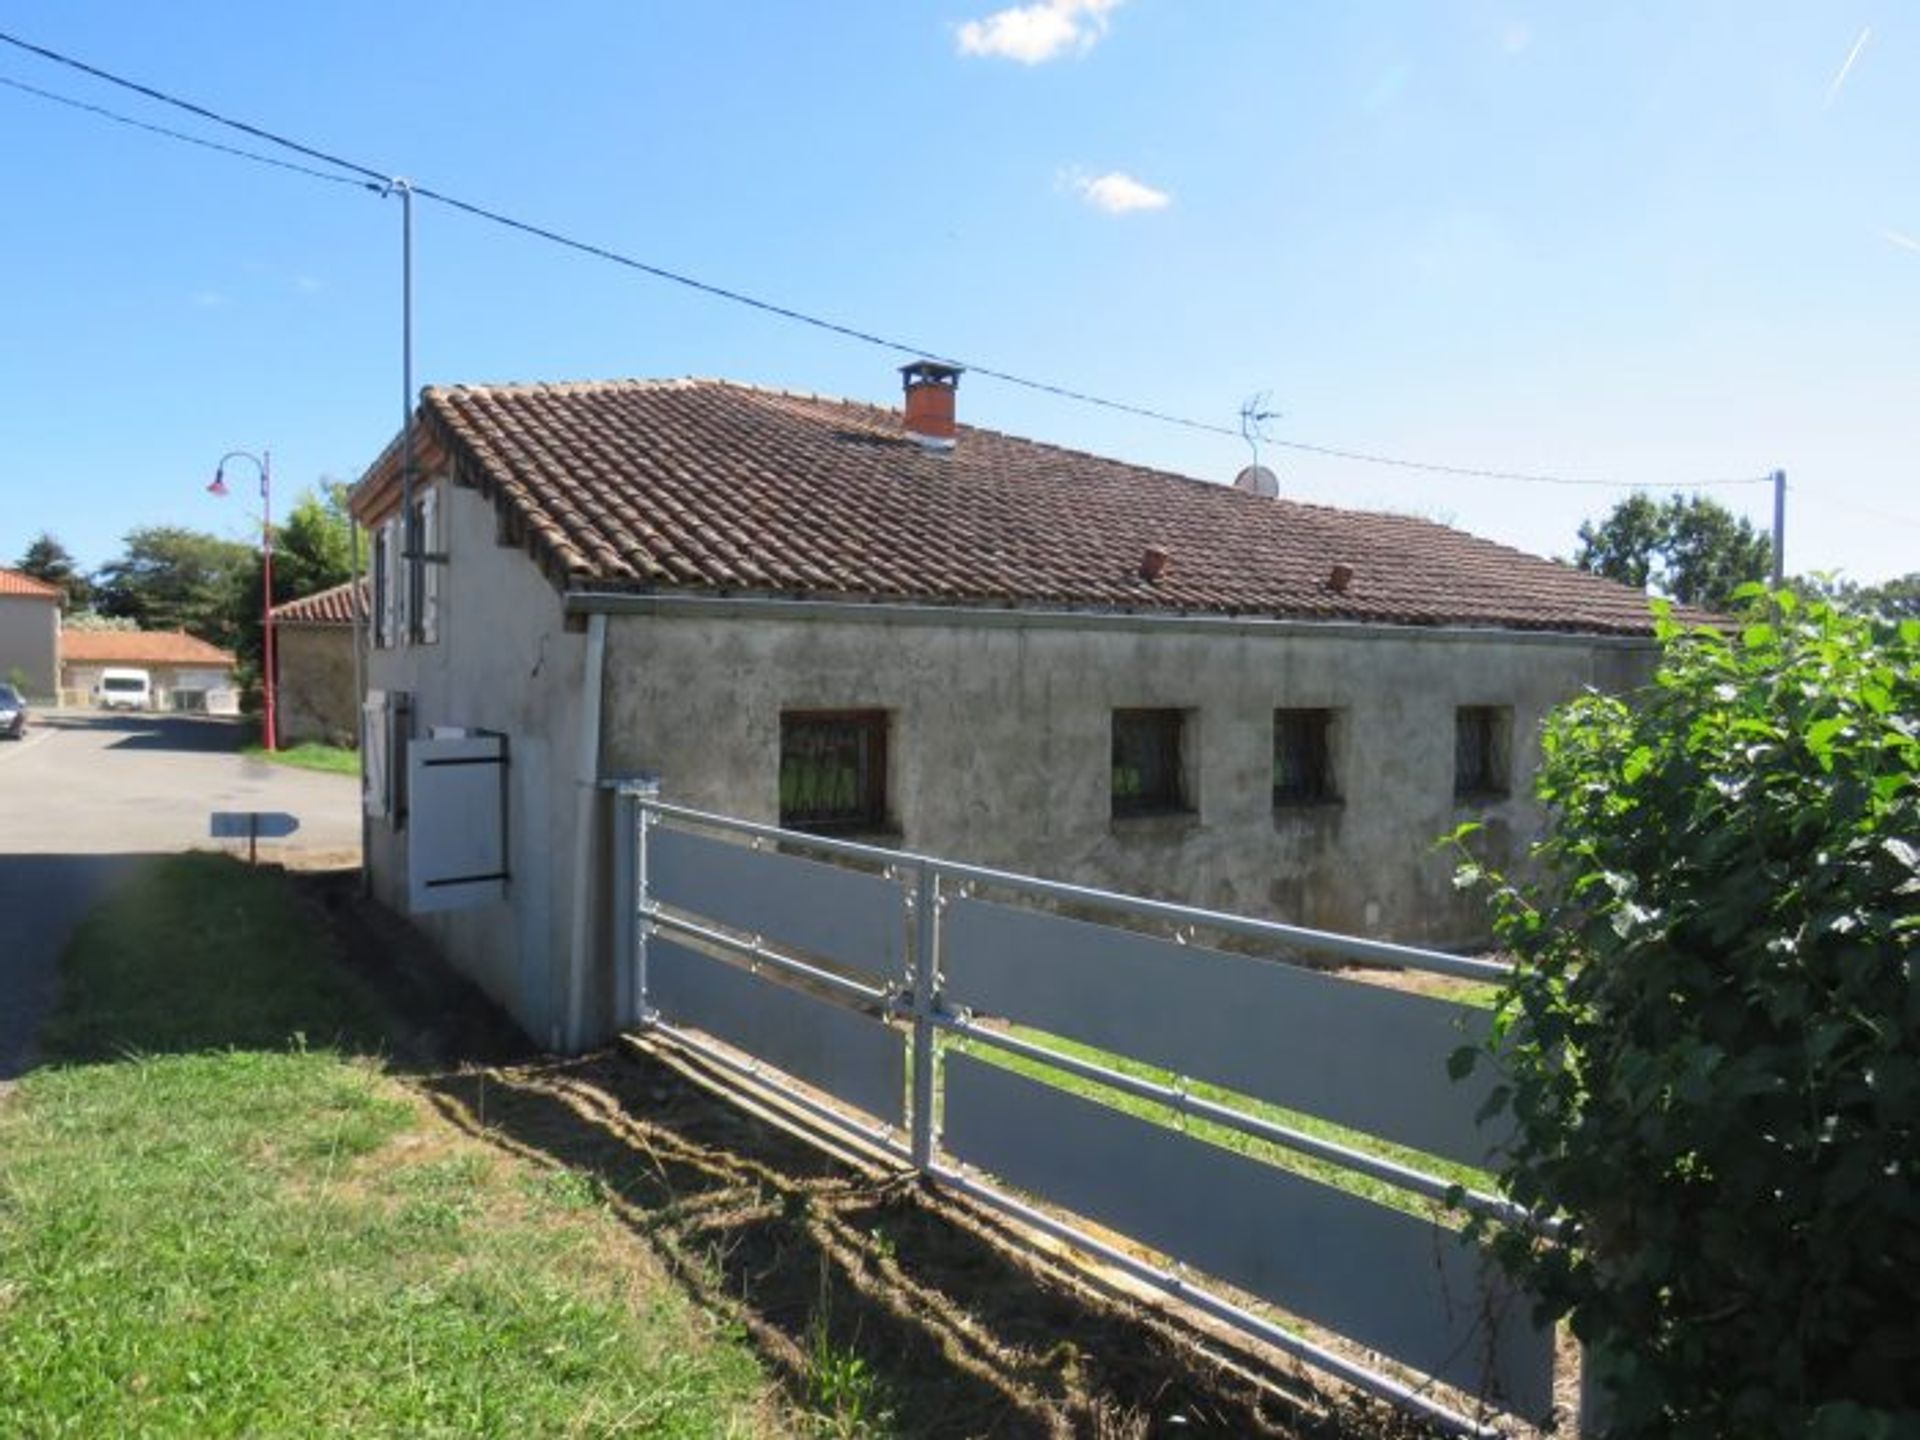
[60,629,238,710]
[0,568,61,699]
[272,578,366,746]
[351,365,1681,1049]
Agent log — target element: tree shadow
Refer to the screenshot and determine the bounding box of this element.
[41,711,248,755]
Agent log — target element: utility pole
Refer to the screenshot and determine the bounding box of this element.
[1771,469,1787,588]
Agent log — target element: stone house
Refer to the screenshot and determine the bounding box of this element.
[351,365,1675,1049]
[272,578,365,746]
[60,629,237,710]
[0,568,62,699]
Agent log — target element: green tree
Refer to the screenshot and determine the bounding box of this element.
[1574,493,1772,610]
[225,482,358,678]
[93,527,255,647]
[1798,571,1920,622]
[14,532,91,611]
[1453,591,1919,1437]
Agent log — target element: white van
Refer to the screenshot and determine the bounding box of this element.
[96,667,153,711]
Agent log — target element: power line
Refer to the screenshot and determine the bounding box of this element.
[0,27,1773,493]
[0,30,385,184]
[0,72,373,189]
[1817,493,1920,530]
[1243,435,1765,489]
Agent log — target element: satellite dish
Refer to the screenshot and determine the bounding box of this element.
[1233,464,1279,498]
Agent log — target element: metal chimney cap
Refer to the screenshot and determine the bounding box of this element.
[899,360,965,387]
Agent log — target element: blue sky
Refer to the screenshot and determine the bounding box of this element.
[1,1,1914,583]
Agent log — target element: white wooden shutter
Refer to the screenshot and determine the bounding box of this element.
[379,520,401,648]
[406,732,508,912]
[362,690,389,817]
[421,486,441,643]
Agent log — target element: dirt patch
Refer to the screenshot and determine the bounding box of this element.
[287,865,1454,1438]
[411,1052,1441,1439]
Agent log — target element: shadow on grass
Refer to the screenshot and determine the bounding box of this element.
[0,854,142,1080]
[31,851,1428,1438]
[30,852,529,1069]
[413,1050,1409,1440]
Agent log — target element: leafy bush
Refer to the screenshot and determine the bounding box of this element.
[1453,591,1919,1437]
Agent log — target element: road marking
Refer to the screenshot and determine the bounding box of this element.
[0,726,56,764]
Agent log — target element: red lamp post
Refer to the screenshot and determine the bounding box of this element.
[209,449,276,751]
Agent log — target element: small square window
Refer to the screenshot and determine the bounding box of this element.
[1112,708,1190,818]
[780,710,888,832]
[1455,705,1512,799]
[1274,708,1338,805]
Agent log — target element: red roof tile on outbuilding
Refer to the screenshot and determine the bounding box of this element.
[0,568,62,599]
[61,630,236,666]
[272,578,367,627]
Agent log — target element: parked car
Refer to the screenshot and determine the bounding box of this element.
[0,683,25,739]
[95,667,152,711]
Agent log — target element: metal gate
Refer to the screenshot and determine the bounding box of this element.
[611,785,1562,1437]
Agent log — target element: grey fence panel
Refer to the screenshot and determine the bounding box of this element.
[942,898,1501,1167]
[650,827,904,981]
[651,939,905,1125]
[942,1055,1553,1420]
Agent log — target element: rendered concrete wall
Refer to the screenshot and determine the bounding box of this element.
[0,596,58,698]
[361,477,588,1047]
[276,626,357,745]
[59,661,235,710]
[599,611,1655,948]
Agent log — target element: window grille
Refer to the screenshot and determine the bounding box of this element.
[1454,706,1511,798]
[1112,708,1190,817]
[1273,708,1337,805]
[780,711,888,832]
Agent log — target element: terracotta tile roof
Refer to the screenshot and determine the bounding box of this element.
[364,377,1685,637]
[61,629,236,666]
[273,577,367,627]
[0,567,62,600]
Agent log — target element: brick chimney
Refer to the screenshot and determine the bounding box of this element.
[900,361,963,450]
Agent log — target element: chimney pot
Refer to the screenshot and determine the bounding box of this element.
[1327,562,1354,594]
[901,360,963,450]
[1140,545,1171,582]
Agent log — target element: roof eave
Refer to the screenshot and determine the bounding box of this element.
[560,587,1663,648]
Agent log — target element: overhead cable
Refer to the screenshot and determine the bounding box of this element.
[0,28,1773,492]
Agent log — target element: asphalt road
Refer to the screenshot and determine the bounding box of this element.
[0,710,360,1079]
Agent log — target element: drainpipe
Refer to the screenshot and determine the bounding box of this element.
[563,612,609,1052]
[349,520,370,897]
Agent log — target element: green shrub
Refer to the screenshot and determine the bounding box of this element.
[1453,591,1919,1438]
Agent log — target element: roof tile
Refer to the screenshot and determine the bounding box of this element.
[62,630,236,666]
[0,567,62,600]
[363,377,1692,636]
[272,577,368,626]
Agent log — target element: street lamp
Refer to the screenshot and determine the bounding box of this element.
[208,449,276,752]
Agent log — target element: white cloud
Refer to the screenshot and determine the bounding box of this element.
[190,290,229,308]
[293,275,323,293]
[1881,228,1920,255]
[1071,170,1171,214]
[956,0,1122,65]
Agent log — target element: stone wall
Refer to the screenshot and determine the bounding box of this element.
[275,626,358,745]
[599,606,1655,949]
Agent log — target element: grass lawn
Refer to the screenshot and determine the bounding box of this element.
[0,854,785,1438]
[243,741,360,776]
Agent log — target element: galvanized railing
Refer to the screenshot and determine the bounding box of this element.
[611,784,1565,1437]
